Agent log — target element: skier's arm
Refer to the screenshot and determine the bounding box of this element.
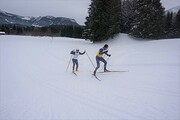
[99,48,111,57]
[79,51,86,55]
[104,50,111,57]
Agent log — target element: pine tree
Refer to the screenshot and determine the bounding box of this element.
[174,10,180,37]
[164,12,173,38]
[122,0,136,33]
[131,0,165,39]
[83,0,95,41]
[83,0,109,42]
[83,0,122,42]
[107,0,122,38]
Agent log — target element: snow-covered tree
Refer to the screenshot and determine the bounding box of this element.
[121,0,136,33]
[174,10,180,37]
[130,0,165,39]
[83,0,121,42]
[83,0,108,42]
[107,0,122,38]
[164,12,173,38]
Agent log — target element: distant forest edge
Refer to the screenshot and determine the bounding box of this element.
[0,0,180,40]
[1,7,180,40]
[0,24,84,38]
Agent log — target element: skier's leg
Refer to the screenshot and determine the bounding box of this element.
[75,60,79,71]
[101,58,107,71]
[94,56,100,75]
[72,59,75,71]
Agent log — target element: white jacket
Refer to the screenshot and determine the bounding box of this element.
[70,50,85,59]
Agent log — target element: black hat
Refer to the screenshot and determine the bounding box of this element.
[104,44,109,48]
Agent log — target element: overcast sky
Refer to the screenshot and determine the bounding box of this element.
[0,0,179,25]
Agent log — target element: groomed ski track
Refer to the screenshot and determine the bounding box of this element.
[0,34,180,120]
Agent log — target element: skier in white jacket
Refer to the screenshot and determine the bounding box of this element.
[70,49,85,72]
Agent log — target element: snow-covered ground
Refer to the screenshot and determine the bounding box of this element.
[0,34,180,120]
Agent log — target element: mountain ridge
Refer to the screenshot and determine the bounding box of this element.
[0,9,79,27]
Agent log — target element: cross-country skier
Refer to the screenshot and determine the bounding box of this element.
[93,44,111,75]
[70,49,85,72]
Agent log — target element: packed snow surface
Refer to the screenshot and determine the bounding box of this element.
[0,34,180,120]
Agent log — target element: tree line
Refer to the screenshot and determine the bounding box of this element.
[164,11,180,38]
[0,24,83,38]
[1,0,180,41]
[83,0,180,42]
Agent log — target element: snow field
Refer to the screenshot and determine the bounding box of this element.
[0,34,180,120]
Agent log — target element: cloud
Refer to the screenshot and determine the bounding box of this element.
[161,0,180,10]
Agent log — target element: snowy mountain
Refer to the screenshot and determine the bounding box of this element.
[0,34,180,120]
[0,10,79,27]
[166,6,180,13]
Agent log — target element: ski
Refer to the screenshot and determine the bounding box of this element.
[98,70,129,73]
[92,74,101,81]
[72,71,78,76]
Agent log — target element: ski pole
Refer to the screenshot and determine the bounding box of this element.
[85,52,96,69]
[66,55,72,72]
[106,56,110,62]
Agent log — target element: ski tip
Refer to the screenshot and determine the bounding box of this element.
[72,71,77,76]
[91,74,101,81]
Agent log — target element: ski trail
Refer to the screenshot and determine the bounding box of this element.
[32,79,149,120]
